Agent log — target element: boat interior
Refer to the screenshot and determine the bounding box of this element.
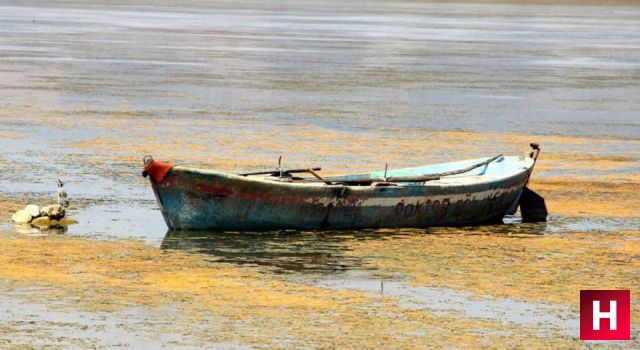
[241,154,533,186]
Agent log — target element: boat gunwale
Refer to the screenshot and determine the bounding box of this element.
[167,156,535,190]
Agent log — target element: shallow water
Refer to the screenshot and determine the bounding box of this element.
[1,1,639,141]
[1,0,638,241]
[161,227,584,335]
[1,0,639,347]
[318,274,579,334]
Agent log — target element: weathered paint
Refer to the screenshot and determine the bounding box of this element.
[147,155,535,230]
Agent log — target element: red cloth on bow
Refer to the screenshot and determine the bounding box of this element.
[143,159,174,182]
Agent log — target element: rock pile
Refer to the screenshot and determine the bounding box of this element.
[12,204,74,229]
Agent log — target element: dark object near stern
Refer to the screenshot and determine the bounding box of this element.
[519,187,548,222]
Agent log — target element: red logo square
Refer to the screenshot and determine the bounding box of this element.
[580,290,630,340]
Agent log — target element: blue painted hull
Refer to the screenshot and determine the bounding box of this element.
[147,155,536,230]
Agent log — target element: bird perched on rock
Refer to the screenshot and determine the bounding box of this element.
[57,179,69,208]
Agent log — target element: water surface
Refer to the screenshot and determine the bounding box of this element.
[0,1,639,347]
[1,0,638,240]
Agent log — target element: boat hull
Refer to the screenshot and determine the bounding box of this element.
[148,156,534,230]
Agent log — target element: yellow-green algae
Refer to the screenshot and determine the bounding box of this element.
[0,234,584,349]
[0,197,23,219]
[528,178,639,219]
[2,112,638,347]
[55,118,640,220]
[346,228,640,335]
[349,229,640,303]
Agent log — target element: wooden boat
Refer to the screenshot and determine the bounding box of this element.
[143,144,542,230]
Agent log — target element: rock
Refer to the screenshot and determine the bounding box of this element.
[12,210,32,223]
[40,204,65,219]
[30,216,52,228]
[24,204,40,218]
[31,216,77,228]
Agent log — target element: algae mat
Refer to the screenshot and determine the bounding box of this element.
[1,0,639,348]
[2,233,630,349]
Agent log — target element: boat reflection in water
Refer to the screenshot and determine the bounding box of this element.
[160,221,547,274]
[160,229,384,273]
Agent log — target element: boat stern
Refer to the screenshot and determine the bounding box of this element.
[518,143,548,222]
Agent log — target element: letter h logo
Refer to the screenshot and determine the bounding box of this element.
[580,290,630,340]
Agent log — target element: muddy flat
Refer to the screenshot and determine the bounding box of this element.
[0,0,639,348]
